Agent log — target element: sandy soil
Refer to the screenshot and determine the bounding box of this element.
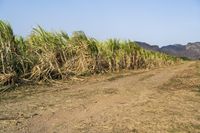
[0,61,200,133]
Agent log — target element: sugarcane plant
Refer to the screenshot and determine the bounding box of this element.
[0,20,181,88]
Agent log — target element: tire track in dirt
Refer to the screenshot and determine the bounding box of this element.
[1,62,198,133]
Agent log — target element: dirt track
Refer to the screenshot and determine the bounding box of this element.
[1,62,200,133]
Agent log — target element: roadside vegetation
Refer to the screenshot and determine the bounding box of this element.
[0,20,181,90]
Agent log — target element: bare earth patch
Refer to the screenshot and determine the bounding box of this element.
[0,62,200,133]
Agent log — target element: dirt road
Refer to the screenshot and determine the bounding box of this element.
[1,62,200,133]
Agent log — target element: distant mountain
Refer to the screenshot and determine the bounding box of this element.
[160,44,186,57]
[136,41,200,60]
[161,42,200,60]
[135,41,160,52]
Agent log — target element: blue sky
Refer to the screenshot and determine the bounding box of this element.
[0,0,200,46]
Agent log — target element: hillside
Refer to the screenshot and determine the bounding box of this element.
[136,42,200,60]
[135,41,160,52]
